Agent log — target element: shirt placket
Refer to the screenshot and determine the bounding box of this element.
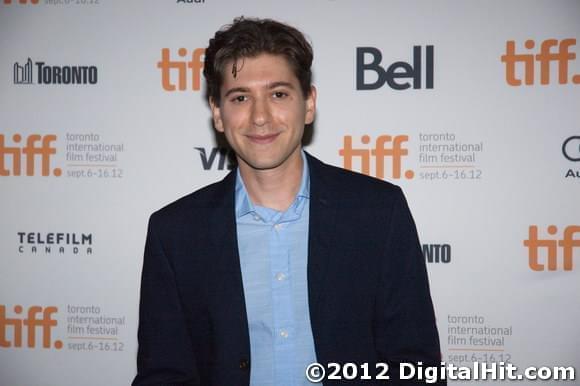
[270,214,295,385]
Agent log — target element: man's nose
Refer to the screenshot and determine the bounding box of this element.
[251,97,271,127]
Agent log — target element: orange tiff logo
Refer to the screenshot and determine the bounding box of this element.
[339,135,414,180]
[158,48,205,91]
[501,38,579,86]
[0,305,62,349]
[524,225,580,271]
[3,0,39,4]
[0,134,61,176]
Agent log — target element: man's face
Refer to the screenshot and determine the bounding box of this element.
[210,54,316,171]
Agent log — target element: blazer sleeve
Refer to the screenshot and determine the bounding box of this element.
[373,187,445,385]
[132,214,200,386]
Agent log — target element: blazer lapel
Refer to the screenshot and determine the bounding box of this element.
[207,170,251,360]
[305,153,339,327]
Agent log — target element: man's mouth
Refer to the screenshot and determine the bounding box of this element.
[246,133,280,144]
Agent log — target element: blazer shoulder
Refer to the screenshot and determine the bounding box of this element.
[311,155,403,201]
[148,172,234,227]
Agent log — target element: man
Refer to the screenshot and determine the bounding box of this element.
[133,17,443,386]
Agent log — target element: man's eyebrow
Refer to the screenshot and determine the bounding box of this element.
[223,87,250,98]
[268,81,296,90]
[223,82,296,98]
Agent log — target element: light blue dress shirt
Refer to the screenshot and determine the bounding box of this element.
[235,151,318,386]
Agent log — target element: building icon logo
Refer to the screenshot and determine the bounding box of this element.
[13,58,33,84]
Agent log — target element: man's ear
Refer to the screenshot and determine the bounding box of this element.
[305,85,317,125]
[209,97,224,132]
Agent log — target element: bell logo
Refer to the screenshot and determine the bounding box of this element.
[0,134,61,177]
[356,46,434,90]
[0,305,62,349]
[339,135,414,180]
[500,38,580,86]
[524,225,580,271]
[158,48,205,91]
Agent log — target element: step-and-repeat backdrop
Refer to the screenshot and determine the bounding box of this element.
[1,1,579,385]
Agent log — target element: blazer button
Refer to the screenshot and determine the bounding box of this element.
[239,359,250,370]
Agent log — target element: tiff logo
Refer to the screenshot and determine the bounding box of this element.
[195,147,234,170]
[356,46,434,90]
[14,58,33,84]
[0,134,61,177]
[339,135,414,180]
[0,305,62,349]
[524,225,580,271]
[158,48,205,91]
[3,0,39,4]
[500,38,580,86]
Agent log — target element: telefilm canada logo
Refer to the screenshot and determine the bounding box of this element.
[17,232,93,255]
[563,136,580,178]
[13,58,98,85]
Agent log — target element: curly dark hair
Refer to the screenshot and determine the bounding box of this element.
[203,17,313,104]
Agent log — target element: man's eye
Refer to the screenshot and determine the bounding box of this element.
[273,91,288,98]
[232,95,247,103]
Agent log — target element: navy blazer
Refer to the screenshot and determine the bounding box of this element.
[133,153,443,385]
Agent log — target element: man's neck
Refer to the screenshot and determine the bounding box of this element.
[238,149,304,212]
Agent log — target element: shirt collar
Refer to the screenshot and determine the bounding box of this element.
[235,150,310,219]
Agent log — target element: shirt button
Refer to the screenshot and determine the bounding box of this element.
[274,223,283,230]
[280,329,289,338]
[253,215,260,222]
[275,272,287,281]
[239,358,250,370]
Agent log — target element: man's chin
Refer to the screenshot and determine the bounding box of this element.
[237,155,287,171]
[237,146,302,172]
[244,160,283,171]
